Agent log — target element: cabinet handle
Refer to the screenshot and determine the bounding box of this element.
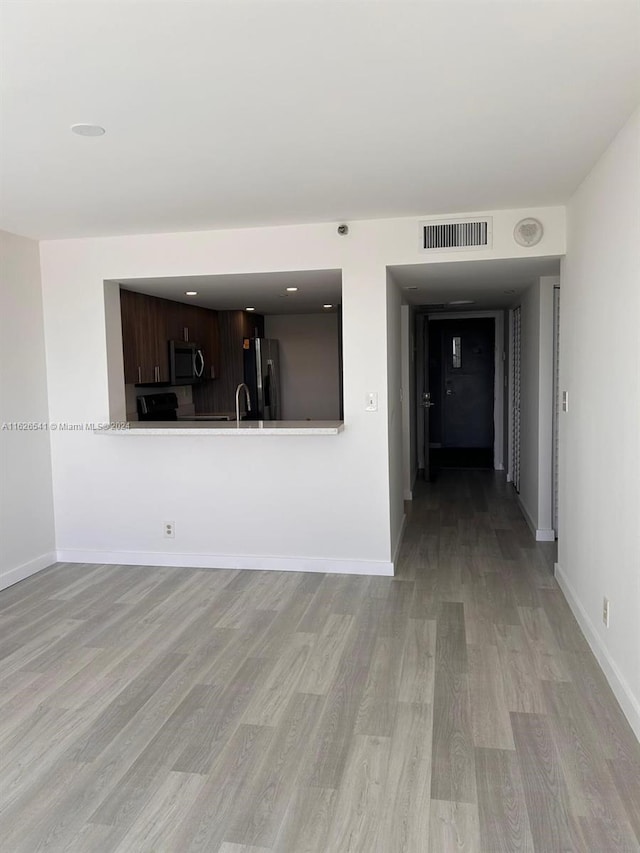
[138,366,142,384]
[155,366,159,382]
[183,327,189,342]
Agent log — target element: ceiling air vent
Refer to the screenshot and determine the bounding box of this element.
[420,217,492,252]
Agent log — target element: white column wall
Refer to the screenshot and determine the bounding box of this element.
[386,273,405,561]
[400,304,417,500]
[556,108,640,738]
[518,280,541,530]
[536,276,556,534]
[0,230,56,589]
[516,275,557,540]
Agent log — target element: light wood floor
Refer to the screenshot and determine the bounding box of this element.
[1,471,639,852]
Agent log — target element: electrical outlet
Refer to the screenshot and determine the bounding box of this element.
[164,521,175,539]
[562,390,569,412]
[602,596,609,627]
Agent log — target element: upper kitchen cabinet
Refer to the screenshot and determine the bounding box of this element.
[167,301,198,344]
[120,289,169,384]
[241,311,265,341]
[195,309,220,380]
[120,289,220,385]
[120,288,139,385]
[168,301,220,380]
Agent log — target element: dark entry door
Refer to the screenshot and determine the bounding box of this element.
[429,318,494,467]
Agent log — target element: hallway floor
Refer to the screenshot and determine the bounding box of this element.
[0,471,638,851]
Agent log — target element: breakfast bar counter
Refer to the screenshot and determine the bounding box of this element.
[95,420,344,436]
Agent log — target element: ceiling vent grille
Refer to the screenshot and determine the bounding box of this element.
[420,217,492,252]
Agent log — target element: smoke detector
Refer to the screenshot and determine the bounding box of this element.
[514,218,543,247]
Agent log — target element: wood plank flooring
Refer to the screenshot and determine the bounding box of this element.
[1,470,639,852]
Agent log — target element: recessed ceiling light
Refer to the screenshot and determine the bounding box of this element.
[403,286,418,291]
[185,291,198,296]
[245,307,256,312]
[286,287,298,292]
[71,123,105,137]
[448,299,475,305]
[323,304,333,309]
[504,289,516,294]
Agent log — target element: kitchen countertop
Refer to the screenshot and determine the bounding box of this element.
[95,420,344,435]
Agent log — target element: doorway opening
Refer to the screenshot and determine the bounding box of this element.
[427,317,495,474]
[416,310,503,482]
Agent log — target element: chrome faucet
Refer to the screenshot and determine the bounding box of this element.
[235,383,251,425]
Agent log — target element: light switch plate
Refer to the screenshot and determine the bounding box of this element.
[366,392,378,412]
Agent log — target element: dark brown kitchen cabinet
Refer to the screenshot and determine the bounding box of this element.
[120,289,170,384]
[241,311,264,341]
[164,302,218,378]
[120,289,139,384]
[120,289,220,386]
[195,310,220,380]
[172,302,200,344]
[192,309,264,412]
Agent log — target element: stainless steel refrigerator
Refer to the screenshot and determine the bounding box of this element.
[243,338,281,420]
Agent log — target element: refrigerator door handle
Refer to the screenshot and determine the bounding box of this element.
[267,360,278,419]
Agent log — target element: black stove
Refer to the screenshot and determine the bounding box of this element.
[136,392,178,421]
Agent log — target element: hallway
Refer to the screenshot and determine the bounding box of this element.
[397,469,640,850]
[0,472,638,851]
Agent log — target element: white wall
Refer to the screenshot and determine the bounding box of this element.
[263,313,340,420]
[517,276,556,539]
[400,304,417,500]
[386,273,404,561]
[557,107,640,739]
[518,281,540,525]
[537,277,555,534]
[37,206,564,577]
[0,231,56,589]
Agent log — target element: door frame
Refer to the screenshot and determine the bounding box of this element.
[419,310,505,471]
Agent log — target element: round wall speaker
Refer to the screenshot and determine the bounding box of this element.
[514,217,543,247]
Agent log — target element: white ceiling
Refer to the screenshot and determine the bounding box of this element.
[119,256,558,314]
[117,269,342,315]
[390,256,561,309]
[2,1,639,240]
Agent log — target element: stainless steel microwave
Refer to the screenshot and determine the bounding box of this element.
[169,340,204,385]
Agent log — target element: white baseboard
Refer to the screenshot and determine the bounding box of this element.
[0,551,57,592]
[391,513,407,574]
[515,495,554,541]
[495,462,504,471]
[535,528,556,542]
[55,549,394,577]
[506,473,513,483]
[555,562,640,742]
